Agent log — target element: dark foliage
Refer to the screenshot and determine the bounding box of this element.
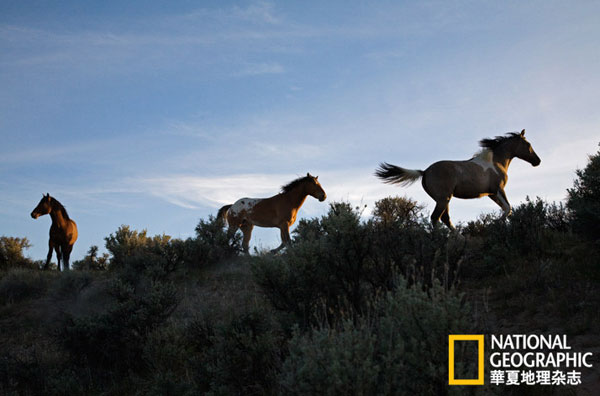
[72,245,109,271]
[185,308,283,395]
[188,215,242,266]
[0,236,37,271]
[568,144,600,240]
[280,279,472,396]
[57,278,179,390]
[252,200,465,330]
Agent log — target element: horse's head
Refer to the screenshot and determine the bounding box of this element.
[513,130,541,167]
[305,173,327,202]
[31,193,52,219]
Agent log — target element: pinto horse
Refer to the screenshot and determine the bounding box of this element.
[375,130,541,229]
[217,173,326,253]
[31,194,78,270]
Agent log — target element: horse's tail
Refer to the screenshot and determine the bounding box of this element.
[375,162,423,186]
[217,204,232,226]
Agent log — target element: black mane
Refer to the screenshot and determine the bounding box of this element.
[51,197,70,220]
[281,175,313,193]
[479,132,522,150]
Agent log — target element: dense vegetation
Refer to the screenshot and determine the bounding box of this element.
[1,147,599,395]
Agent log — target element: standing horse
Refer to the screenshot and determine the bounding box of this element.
[31,194,78,270]
[375,130,541,229]
[217,173,326,253]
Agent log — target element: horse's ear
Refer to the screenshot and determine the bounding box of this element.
[520,129,526,137]
[306,172,310,177]
[315,176,318,180]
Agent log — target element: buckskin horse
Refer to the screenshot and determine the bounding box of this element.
[217,173,327,253]
[375,130,541,229]
[31,194,78,270]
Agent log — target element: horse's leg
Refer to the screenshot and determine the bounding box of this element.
[431,198,451,228]
[440,203,455,230]
[497,189,512,219]
[489,191,511,219]
[63,244,73,271]
[271,226,290,253]
[44,240,54,270]
[55,245,62,271]
[280,226,291,245]
[240,221,253,254]
[226,224,238,240]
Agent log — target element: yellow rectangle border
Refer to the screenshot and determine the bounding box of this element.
[448,334,484,385]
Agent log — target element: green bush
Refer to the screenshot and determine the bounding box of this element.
[188,215,242,266]
[253,201,464,329]
[0,353,47,396]
[0,268,49,305]
[105,226,172,268]
[49,269,93,300]
[252,202,377,328]
[462,197,571,276]
[567,143,600,241]
[72,245,109,271]
[372,195,424,228]
[59,278,179,377]
[104,226,189,284]
[0,236,37,271]
[279,278,472,396]
[105,220,241,278]
[185,307,283,395]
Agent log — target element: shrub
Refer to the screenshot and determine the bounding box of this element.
[59,278,179,377]
[49,269,93,300]
[104,226,188,284]
[185,307,283,395]
[253,201,464,329]
[105,226,172,268]
[567,143,600,240]
[279,278,472,396]
[0,353,47,396]
[253,202,378,328]
[372,195,424,227]
[463,197,571,275]
[188,215,242,266]
[72,245,109,271]
[0,268,49,305]
[104,220,241,278]
[0,236,36,271]
[138,325,195,396]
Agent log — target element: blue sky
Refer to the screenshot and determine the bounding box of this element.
[1,1,599,261]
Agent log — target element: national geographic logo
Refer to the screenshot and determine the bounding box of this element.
[448,335,484,385]
[448,334,594,387]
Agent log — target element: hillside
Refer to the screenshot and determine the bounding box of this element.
[1,148,599,395]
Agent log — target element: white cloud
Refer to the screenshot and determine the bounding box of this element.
[131,173,293,209]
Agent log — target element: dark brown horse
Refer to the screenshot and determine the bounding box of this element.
[31,194,78,270]
[375,130,541,229]
[217,173,326,253]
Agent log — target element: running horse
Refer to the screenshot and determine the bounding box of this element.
[375,130,541,229]
[31,194,78,270]
[217,173,327,253]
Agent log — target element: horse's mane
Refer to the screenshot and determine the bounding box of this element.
[281,175,313,193]
[51,197,70,220]
[479,132,521,150]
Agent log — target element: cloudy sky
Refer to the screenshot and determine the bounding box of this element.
[1,1,598,261]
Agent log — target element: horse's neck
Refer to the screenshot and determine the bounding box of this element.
[49,204,69,229]
[284,185,309,210]
[493,147,514,173]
